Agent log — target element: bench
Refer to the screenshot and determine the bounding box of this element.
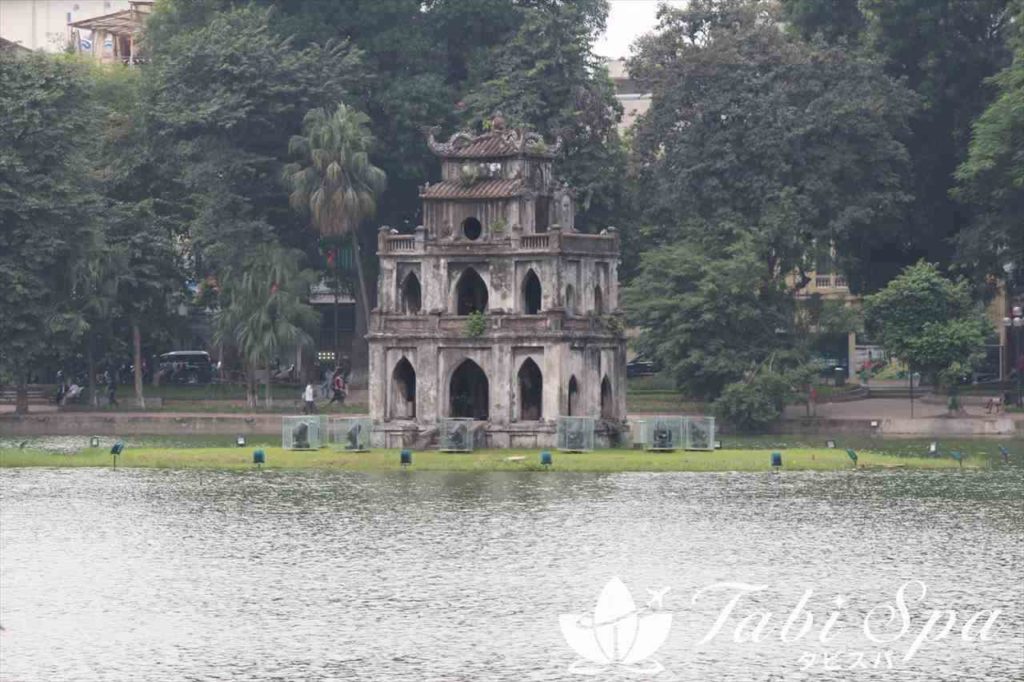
[0,385,52,406]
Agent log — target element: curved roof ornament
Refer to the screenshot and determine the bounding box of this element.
[423,124,560,158]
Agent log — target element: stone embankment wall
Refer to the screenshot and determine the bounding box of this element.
[0,413,289,437]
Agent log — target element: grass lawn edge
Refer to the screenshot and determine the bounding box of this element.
[0,447,981,472]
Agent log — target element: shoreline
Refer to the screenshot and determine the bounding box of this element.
[0,447,983,472]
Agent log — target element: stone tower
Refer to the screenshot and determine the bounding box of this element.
[368,115,626,448]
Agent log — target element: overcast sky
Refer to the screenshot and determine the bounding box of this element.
[594,0,688,59]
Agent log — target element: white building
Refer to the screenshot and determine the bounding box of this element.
[0,1,130,52]
[607,58,652,131]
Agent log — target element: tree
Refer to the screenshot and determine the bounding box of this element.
[0,52,99,412]
[90,65,183,408]
[283,105,386,386]
[214,246,319,408]
[629,0,916,292]
[145,0,626,233]
[458,0,626,230]
[859,0,1012,287]
[144,5,361,274]
[781,0,866,44]
[624,240,801,400]
[954,8,1024,283]
[713,373,793,432]
[864,262,991,392]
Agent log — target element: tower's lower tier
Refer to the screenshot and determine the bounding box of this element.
[368,329,627,440]
[372,418,628,450]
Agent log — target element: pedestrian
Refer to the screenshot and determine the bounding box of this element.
[55,369,65,405]
[105,370,119,407]
[328,371,346,406]
[303,382,316,414]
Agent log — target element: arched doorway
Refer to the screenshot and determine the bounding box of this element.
[400,272,421,314]
[522,269,542,314]
[567,375,579,416]
[456,268,488,315]
[600,375,613,419]
[391,358,416,419]
[565,285,576,316]
[449,359,489,420]
[594,286,604,315]
[518,358,543,421]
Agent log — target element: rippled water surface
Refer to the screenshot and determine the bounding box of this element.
[1,469,1022,681]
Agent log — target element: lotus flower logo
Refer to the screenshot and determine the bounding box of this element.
[560,577,673,675]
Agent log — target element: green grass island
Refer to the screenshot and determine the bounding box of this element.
[0,446,981,472]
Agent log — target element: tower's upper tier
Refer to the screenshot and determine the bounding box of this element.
[424,113,562,161]
[419,114,572,239]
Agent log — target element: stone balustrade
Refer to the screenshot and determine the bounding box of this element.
[378,227,617,257]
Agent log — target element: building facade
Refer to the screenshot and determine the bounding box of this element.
[368,116,627,448]
[68,0,151,65]
[607,58,652,132]
[0,0,130,51]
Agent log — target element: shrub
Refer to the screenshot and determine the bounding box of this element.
[465,311,486,337]
[713,374,790,433]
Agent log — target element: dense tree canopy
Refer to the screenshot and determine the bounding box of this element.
[624,240,798,400]
[145,0,625,235]
[629,0,916,291]
[781,0,865,45]
[864,262,991,389]
[145,5,362,274]
[863,0,1012,286]
[954,6,1024,284]
[781,0,1013,287]
[3,0,1020,418]
[0,53,99,398]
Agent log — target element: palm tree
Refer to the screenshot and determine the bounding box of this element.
[282,104,386,386]
[214,246,319,408]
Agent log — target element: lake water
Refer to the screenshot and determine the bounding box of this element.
[1,468,1021,680]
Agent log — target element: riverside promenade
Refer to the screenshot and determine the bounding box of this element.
[1,398,1021,438]
[783,395,1023,436]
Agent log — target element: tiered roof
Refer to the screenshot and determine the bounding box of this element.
[420,178,524,200]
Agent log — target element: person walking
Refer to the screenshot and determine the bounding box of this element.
[55,369,66,405]
[302,382,316,414]
[327,370,346,406]
[105,370,119,407]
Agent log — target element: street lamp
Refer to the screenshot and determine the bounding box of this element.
[1004,305,1023,407]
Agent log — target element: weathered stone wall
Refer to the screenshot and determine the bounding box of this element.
[369,126,626,447]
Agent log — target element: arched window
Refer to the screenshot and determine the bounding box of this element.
[522,269,542,314]
[567,375,579,416]
[518,358,543,421]
[565,285,576,316]
[600,375,613,419]
[391,358,416,419]
[462,216,482,240]
[449,359,489,420]
[400,272,421,314]
[593,285,604,315]
[455,268,488,315]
